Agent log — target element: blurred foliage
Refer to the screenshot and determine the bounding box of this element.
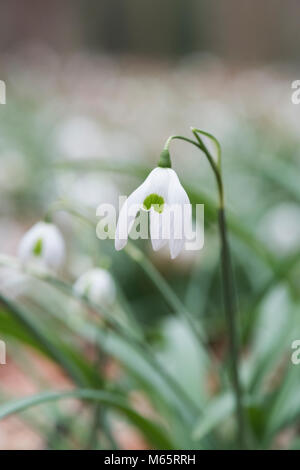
[1,0,300,62]
[0,51,300,450]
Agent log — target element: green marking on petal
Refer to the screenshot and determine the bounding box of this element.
[33,238,43,256]
[143,194,164,213]
[83,281,92,298]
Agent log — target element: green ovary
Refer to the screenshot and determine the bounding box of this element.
[143,193,164,213]
[33,238,43,256]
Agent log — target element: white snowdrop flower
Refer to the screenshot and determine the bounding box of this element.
[115,164,192,259]
[73,268,116,306]
[18,221,65,271]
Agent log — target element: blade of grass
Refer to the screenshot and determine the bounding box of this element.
[0,293,95,387]
[0,389,174,450]
[0,254,201,424]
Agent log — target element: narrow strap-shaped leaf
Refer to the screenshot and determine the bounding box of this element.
[0,389,174,450]
[0,293,89,387]
[192,393,235,441]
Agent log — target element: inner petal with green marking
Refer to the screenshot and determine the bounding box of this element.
[143,193,164,213]
[33,238,43,256]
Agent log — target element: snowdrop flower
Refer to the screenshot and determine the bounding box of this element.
[18,221,65,271]
[73,268,116,306]
[115,152,192,259]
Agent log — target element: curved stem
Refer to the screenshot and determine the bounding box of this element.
[164,135,198,149]
[167,130,246,448]
[192,128,222,169]
[165,134,224,208]
[190,129,224,208]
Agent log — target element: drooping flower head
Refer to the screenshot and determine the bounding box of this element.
[115,149,192,259]
[73,268,116,306]
[18,221,65,271]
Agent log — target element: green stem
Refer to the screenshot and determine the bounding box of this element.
[191,130,224,208]
[166,130,246,448]
[164,134,224,207]
[218,208,246,448]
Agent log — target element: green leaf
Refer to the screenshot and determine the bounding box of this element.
[0,255,199,430]
[192,393,234,441]
[0,293,93,387]
[0,389,174,450]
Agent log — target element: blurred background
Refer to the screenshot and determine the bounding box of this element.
[0,0,300,450]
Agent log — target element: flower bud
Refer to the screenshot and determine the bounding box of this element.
[73,268,116,307]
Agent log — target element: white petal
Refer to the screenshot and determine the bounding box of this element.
[147,167,174,252]
[18,222,44,262]
[143,167,171,206]
[168,205,185,259]
[74,268,116,305]
[166,169,191,207]
[115,167,172,251]
[150,209,168,251]
[42,224,65,270]
[115,180,149,251]
[169,237,185,259]
[167,170,192,259]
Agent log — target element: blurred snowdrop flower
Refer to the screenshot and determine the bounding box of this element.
[73,268,116,306]
[58,173,119,209]
[104,130,143,161]
[115,166,192,259]
[0,151,28,191]
[56,116,105,160]
[259,203,300,254]
[18,222,65,271]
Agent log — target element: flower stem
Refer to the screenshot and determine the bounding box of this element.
[218,207,246,448]
[167,130,246,448]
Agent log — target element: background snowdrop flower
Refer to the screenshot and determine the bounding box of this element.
[56,116,105,160]
[73,268,116,306]
[115,165,192,259]
[18,221,65,271]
